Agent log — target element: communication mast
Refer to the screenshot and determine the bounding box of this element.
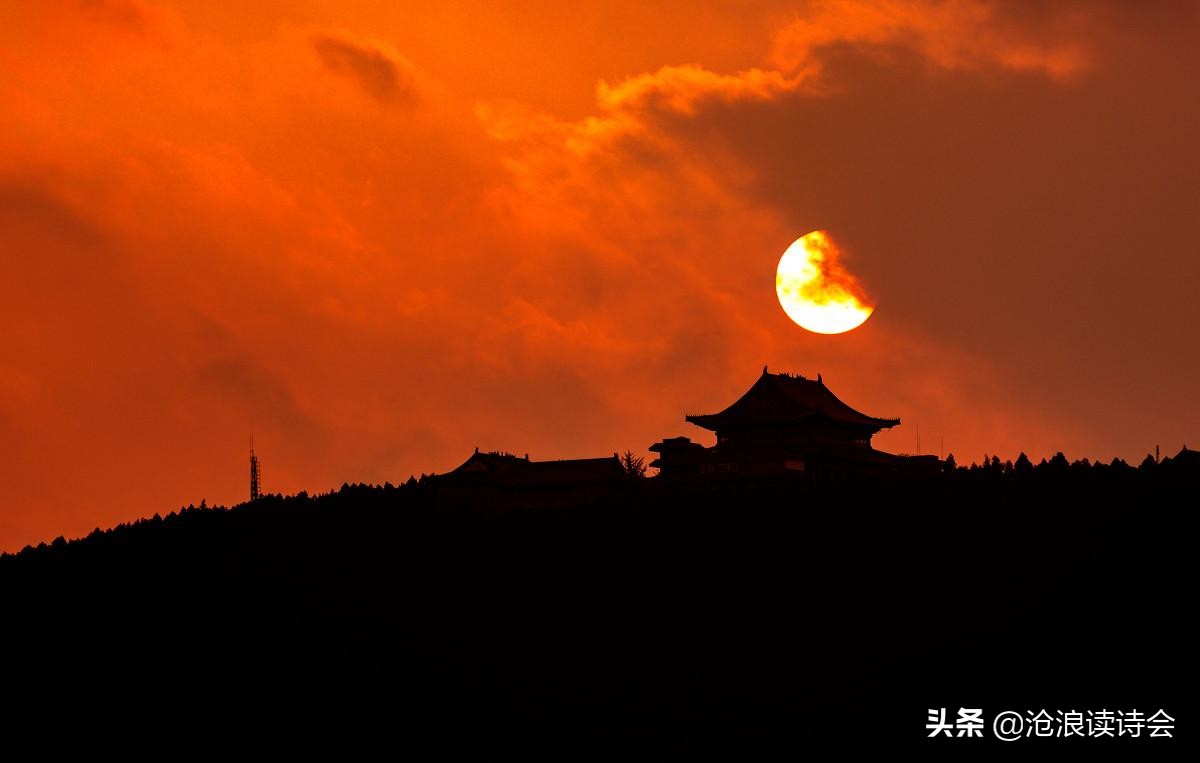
[250,437,262,501]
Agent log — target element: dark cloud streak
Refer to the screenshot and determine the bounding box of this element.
[311,33,415,104]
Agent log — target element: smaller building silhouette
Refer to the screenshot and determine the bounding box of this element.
[1162,445,1200,473]
[436,448,627,507]
[650,366,939,480]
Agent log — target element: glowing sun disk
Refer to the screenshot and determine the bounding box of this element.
[775,230,875,335]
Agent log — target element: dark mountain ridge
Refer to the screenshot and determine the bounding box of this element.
[1,459,1190,759]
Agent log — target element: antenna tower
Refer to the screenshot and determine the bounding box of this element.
[250,437,262,501]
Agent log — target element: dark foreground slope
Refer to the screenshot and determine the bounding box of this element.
[1,467,1190,758]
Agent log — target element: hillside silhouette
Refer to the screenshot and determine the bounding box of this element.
[1,452,1190,758]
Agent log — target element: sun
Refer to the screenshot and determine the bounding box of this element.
[775,230,875,335]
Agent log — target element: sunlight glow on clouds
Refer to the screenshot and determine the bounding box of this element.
[0,0,1196,549]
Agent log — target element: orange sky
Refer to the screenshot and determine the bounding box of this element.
[2,0,1198,550]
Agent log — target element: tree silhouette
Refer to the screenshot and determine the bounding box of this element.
[620,450,646,478]
[1014,452,1033,476]
[943,453,957,474]
[1046,451,1070,476]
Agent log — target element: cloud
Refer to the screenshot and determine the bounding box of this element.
[311,32,417,103]
[479,0,1093,169]
[197,358,324,440]
[75,0,157,33]
[0,177,108,256]
[596,64,802,117]
[771,0,1091,80]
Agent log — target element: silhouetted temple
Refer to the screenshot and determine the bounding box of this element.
[650,367,937,479]
[434,448,626,507]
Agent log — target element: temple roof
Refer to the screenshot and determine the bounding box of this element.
[446,449,625,485]
[505,456,625,486]
[686,367,900,432]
